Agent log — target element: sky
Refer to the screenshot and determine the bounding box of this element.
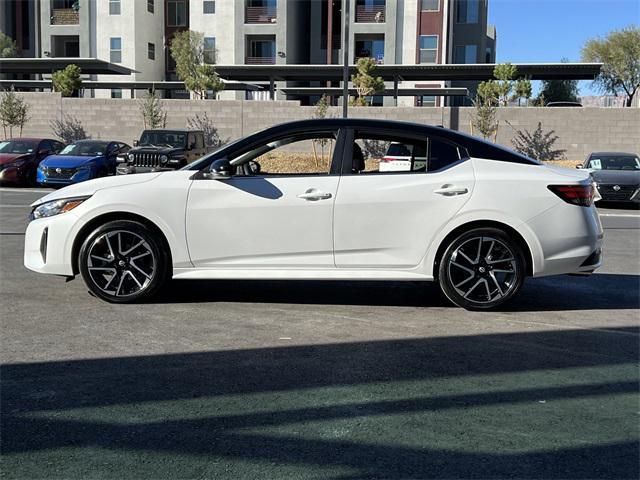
[487,0,640,96]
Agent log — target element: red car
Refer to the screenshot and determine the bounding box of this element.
[0,138,65,187]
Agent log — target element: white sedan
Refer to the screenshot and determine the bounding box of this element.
[24,119,603,310]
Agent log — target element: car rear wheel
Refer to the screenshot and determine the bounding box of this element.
[78,220,169,303]
[438,228,525,310]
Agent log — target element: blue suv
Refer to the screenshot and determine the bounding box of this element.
[38,140,130,187]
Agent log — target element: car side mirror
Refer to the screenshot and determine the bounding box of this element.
[133,140,139,147]
[204,158,233,180]
[576,164,583,169]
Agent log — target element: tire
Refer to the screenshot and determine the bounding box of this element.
[24,166,38,187]
[437,227,525,310]
[78,220,169,303]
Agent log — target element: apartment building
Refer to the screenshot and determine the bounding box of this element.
[2,0,496,104]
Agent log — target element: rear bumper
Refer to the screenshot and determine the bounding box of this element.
[526,202,604,277]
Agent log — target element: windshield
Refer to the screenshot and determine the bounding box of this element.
[139,131,187,148]
[588,155,640,171]
[59,142,108,156]
[0,140,37,154]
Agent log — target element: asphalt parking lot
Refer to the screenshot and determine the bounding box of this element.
[1,187,639,479]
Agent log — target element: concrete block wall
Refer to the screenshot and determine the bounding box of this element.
[12,93,640,160]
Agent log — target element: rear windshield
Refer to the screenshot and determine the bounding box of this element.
[0,140,37,154]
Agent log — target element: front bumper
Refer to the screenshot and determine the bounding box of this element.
[37,167,93,186]
[24,214,78,276]
[0,166,26,185]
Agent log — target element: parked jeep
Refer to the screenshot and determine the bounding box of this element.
[117,129,206,175]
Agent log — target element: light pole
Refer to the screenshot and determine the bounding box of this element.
[342,0,350,118]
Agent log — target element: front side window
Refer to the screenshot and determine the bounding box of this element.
[456,0,479,23]
[203,37,216,64]
[231,132,338,176]
[419,35,438,63]
[203,0,215,14]
[350,131,461,174]
[421,0,439,11]
[109,0,120,15]
[167,0,187,26]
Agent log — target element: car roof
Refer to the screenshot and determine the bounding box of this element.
[589,152,638,156]
[251,118,538,165]
[142,129,203,133]
[72,139,110,144]
[3,137,57,142]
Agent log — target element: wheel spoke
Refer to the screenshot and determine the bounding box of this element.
[485,240,495,261]
[451,261,474,275]
[489,271,504,297]
[463,279,484,299]
[474,237,483,263]
[104,233,115,258]
[492,268,513,273]
[103,271,118,291]
[90,254,112,263]
[487,257,514,265]
[115,272,126,296]
[129,251,151,261]
[457,250,477,266]
[454,273,475,288]
[88,267,116,272]
[483,278,492,300]
[126,270,143,288]
[130,259,152,279]
[122,240,144,256]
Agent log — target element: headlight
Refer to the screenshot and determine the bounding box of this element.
[31,196,90,220]
[128,153,135,162]
[5,159,27,168]
[160,155,168,163]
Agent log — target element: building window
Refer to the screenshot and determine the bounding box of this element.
[456,0,479,23]
[485,47,492,63]
[148,42,155,60]
[419,35,438,63]
[147,0,154,13]
[109,0,121,15]
[111,88,122,99]
[203,1,215,14]
[421,0,439,11]
[417,95,436,107]
[110,37,122,63]
[203,37,216,64]
[167,0,187,26]
[454,45,477,64]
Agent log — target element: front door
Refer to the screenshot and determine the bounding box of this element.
[185,131,341,268]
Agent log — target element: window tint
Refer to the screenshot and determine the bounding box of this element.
[232,132,338,175]
[40,140,54,152]
[351,131,461,174]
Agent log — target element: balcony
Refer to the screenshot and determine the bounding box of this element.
[245,6,277,24]
[50,8,79,25]
[355,4,385,23]
[245,56,276,65]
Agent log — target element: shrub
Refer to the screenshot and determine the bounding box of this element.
[52,64,82,97]
[138,89,167,130]
[511,122,566,161]
[186,112,226,149]
[51,115,89,144]
[0,88,30,138]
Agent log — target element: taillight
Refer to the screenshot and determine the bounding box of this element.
[548,184,594,207]
[381,156,393,162]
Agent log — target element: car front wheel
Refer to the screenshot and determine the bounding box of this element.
[78,220,169,303]
[438,228,525,310]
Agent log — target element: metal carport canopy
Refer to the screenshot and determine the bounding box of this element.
[0,58,136,75]
[214,63,602,82]
[279,87,469,97]
[0,79,261,91]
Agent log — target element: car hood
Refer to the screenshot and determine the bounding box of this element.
[0,153,31,165]
[31,172,162,207]
[40,155,103,168]
[130,146,184,154]
[589,169,640,185]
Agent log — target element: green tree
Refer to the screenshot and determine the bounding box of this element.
[170,30,224,99]
[514,78,532,106]
[350,58,385,106]
[0,87,30,138]
[511,122,566,161]
[470,95,498,141]
[493,62,518,106]
[582,26,640,107]
[138,89,167,129]
[51,64,82,97]
[0,32,18,58]
[537,79,579,105]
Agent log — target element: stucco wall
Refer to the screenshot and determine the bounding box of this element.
[12,92,640,159]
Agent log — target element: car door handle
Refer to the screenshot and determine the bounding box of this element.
[297,189,333,201]
[434,185,469,196]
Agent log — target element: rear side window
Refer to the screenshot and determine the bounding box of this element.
[350,130,461,174]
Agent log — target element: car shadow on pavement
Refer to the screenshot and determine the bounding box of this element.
[152,273,640,312]
[2,327,638,479]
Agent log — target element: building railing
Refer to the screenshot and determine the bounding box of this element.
[51,8,79,25]
[355,5,385,23]
[245,6,277,24]
[245,56,276,65]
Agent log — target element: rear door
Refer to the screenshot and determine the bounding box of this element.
[333,128,475,269]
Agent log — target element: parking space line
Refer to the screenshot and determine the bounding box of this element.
[0,188,51,194]
[598,213,640,218]
[1,205,31,208]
